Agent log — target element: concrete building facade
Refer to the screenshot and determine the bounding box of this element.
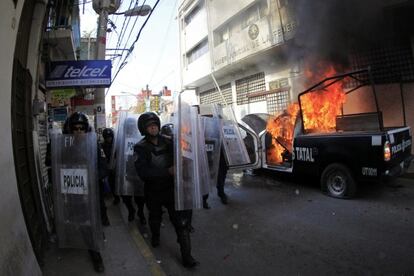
[0,0,81,274]
[178,0,414,140]
[178,0,299,121]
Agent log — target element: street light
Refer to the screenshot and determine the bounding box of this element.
[92,1,151,136]
[113,5,152,16]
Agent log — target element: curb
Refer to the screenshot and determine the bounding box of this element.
[127,223,166,276]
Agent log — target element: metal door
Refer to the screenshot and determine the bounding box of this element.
[11,59,47,265]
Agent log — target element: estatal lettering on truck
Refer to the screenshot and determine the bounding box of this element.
[293,147,315,162]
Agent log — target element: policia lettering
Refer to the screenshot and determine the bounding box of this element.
[293,147,315,162]
[61,168,88,195]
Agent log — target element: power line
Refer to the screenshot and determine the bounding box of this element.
[106,0,161,96]
[112,0,148,75]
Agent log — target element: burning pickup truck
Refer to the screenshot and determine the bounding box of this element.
[239,69,413,198]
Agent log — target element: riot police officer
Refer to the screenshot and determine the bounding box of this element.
[134,112,199,268]
[217,147,229,204]
[101,128,120,205]
[60,112,107,273]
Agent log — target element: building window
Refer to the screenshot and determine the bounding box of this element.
[184,1,203,26]
[240,1,268,29]
[236,72,266,105]
[269,78,289,90]
[186,39,209,64]
[214,26,229,47]
[200,83,233,105]
[266,90,290,115]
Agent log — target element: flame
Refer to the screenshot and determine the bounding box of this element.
[180,124,192,153]
[265,64,347,164]
[266,104,299,163]
[301,65,346,132]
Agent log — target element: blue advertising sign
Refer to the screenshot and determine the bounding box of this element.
[46,60,112,88]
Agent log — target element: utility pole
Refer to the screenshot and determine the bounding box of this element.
[143,84,152,112]
[92,0,120,136]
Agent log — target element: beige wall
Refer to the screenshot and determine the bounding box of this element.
[0,1,41,275]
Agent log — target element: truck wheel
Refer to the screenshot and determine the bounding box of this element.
[321,163,356,199]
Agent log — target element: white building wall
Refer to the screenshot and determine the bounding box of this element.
[183,52,211,85]
[0,1,41,275]
[184,8,208,51]
[208,0,256,30]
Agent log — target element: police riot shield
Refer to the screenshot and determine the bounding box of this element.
[114,113,145,196]
[51,132,103,251]
[193,107,211,197]
[201,116,222,187]
[173,95,203,210]
[109,111,128,170]
[212,104,250,166]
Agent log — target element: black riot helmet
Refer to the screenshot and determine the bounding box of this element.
[102,128,114,139]
[67,112,90,133]
[160,123,174,138]
[137,112,160,136]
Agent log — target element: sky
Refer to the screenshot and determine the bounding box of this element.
[79,0,180,110]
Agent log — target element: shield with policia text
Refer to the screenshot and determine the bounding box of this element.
[212,104,250,166]
[173,94,203,210]
[51,132,103,251]
[201,116,222,187]
[114,113,145,196]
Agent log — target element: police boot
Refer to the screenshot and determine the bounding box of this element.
[101,213,110,226]
[178,231,199,268]
[88,250,104,273]
[113,195,120,205]
[202,197,210,209]
[217,185,228,204]
[127,206,136,221]
[137,209,147,225]
[149,223,160,248]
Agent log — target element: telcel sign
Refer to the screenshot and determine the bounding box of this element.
[46,60,112,88]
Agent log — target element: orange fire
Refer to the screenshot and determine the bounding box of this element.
[266,64,347,164]
[180,124,192,153]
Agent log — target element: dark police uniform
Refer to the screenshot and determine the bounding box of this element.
[134,133,197,267]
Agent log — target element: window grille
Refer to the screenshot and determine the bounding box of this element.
[349,39,414,86]
[236,72,266,105]
[199,83,233,105]
[266,90,290,115]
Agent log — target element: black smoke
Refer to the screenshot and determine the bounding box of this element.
[292,0,398,67]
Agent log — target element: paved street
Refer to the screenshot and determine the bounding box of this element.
[143,170,414,276]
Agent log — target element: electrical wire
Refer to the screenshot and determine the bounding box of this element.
[111,1,148,79]
[106,0,161,96]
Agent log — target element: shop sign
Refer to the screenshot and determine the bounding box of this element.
[46,60,111,88]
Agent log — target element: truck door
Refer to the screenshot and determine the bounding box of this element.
[226,123,262,170]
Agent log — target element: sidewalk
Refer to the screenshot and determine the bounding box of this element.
[42,200,165,276]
